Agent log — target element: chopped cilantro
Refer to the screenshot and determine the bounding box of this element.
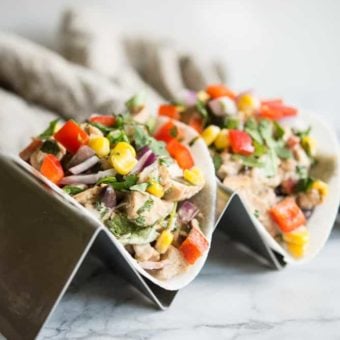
[196,100,208,120]
[273,121,285,140]
[294,126,311,139]
[137,198,154,214]
[295,177,314,193]
[88,121,113,134]
[97,175,138,191]
[233,155,264,168]
[107,129,129,144]
[213,154,223,172]
[224,117,240,129]
[63,185,85,195]
[296,165,308,179]
[274,145,292,159]
[39,119,59,140]
[130,182,148,192]
[254,209,260,218]
[125,92,146,113]
[40,140,60,155]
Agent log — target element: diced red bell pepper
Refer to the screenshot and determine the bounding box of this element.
[205,84,236,100]
[88,115,116,127]
[158,104,180,120]
[19,138,43,161]
[188,115,204,133]
[167,139,194,170]
[54,120,89,154]
[258,102,298,120]
[154,121,184,143]
[40,154,64,184]
[229,129,254,155]
[270,197,306,232]
[261,99,283,106]
[179,225,209,264]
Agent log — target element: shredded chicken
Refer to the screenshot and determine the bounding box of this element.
[223,174,279,236]
[126,191,174,226]
[133,244,160,262]
[154,246,188,280]
[164,179,204,202]
[73,186,102,208]
[297,188,322,210]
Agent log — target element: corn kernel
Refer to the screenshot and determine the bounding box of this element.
[286,242,305,259]
[201,125,221,146]
[183,167,204,185]
[301,136,317,156]
[88,136,110,157]
[214,129,229,150]
[237,92,260,115]
[283,226,309,246]
[147,181,164,198]
[312,180,329,200]
[197,90,210,102]
[110,142,137,175]
[155,229,174,254]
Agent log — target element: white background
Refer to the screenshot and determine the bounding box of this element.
[1,0,339,135]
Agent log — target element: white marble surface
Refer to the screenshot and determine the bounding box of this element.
[38,225,340,340]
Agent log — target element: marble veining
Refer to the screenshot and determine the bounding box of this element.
[38,223,340,340]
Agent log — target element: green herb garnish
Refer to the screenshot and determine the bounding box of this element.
[40,140,60,155]
[213,154,223,172]
[39,119,59,140]
[97,175,138,191]
[137,198,154,215]
[130,183,148,192]
[125,92,146,113]
[224,117,240,129]
[63,185,85,195]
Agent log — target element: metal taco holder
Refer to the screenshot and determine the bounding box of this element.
[0,153,284,340]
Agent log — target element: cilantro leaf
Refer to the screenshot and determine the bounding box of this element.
[213,154,223,172]
[97,175,138,191]
[130,183,148,192]
[63,185,86,195]
[125,92,146,113]
[40,140,60,155]
[39,119,59,140]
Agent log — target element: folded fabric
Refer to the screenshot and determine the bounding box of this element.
[0,32,129,120]
[0,88,57,154]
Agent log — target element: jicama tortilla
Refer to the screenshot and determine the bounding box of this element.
[17,117,216,290]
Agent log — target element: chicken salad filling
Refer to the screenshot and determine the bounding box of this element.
[157,84,329,258]
[20,94,210,280]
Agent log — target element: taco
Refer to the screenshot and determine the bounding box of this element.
[19,95,216,289]
[155,85,340,262]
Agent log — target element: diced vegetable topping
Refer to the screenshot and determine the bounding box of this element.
[88,136,111,157]
[201,125,221,146]
[155,229,174,254]
[270,198,306,232]
[154,121,184,143]
[88,115,116,127]
[167,139,194,170]
[110,142,137,175]
[147,181,164,198]
[205,84,236,100]
[183,167,204,185]
[158,104,180,120]
[229,130,254,155]
[54,120,89,154]
[40,154,64,184]
[179,225,209,264]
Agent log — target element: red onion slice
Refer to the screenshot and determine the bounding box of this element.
[67,146,95,168]
[131,147,157,174]
[101,186,116,208]
[178,201,199,223]
[60,169,116,185]
[69,155,99,175]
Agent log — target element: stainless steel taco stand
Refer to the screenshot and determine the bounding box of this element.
[216,184,286,270]
[0,153,285,340]
[0,154,177,340]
